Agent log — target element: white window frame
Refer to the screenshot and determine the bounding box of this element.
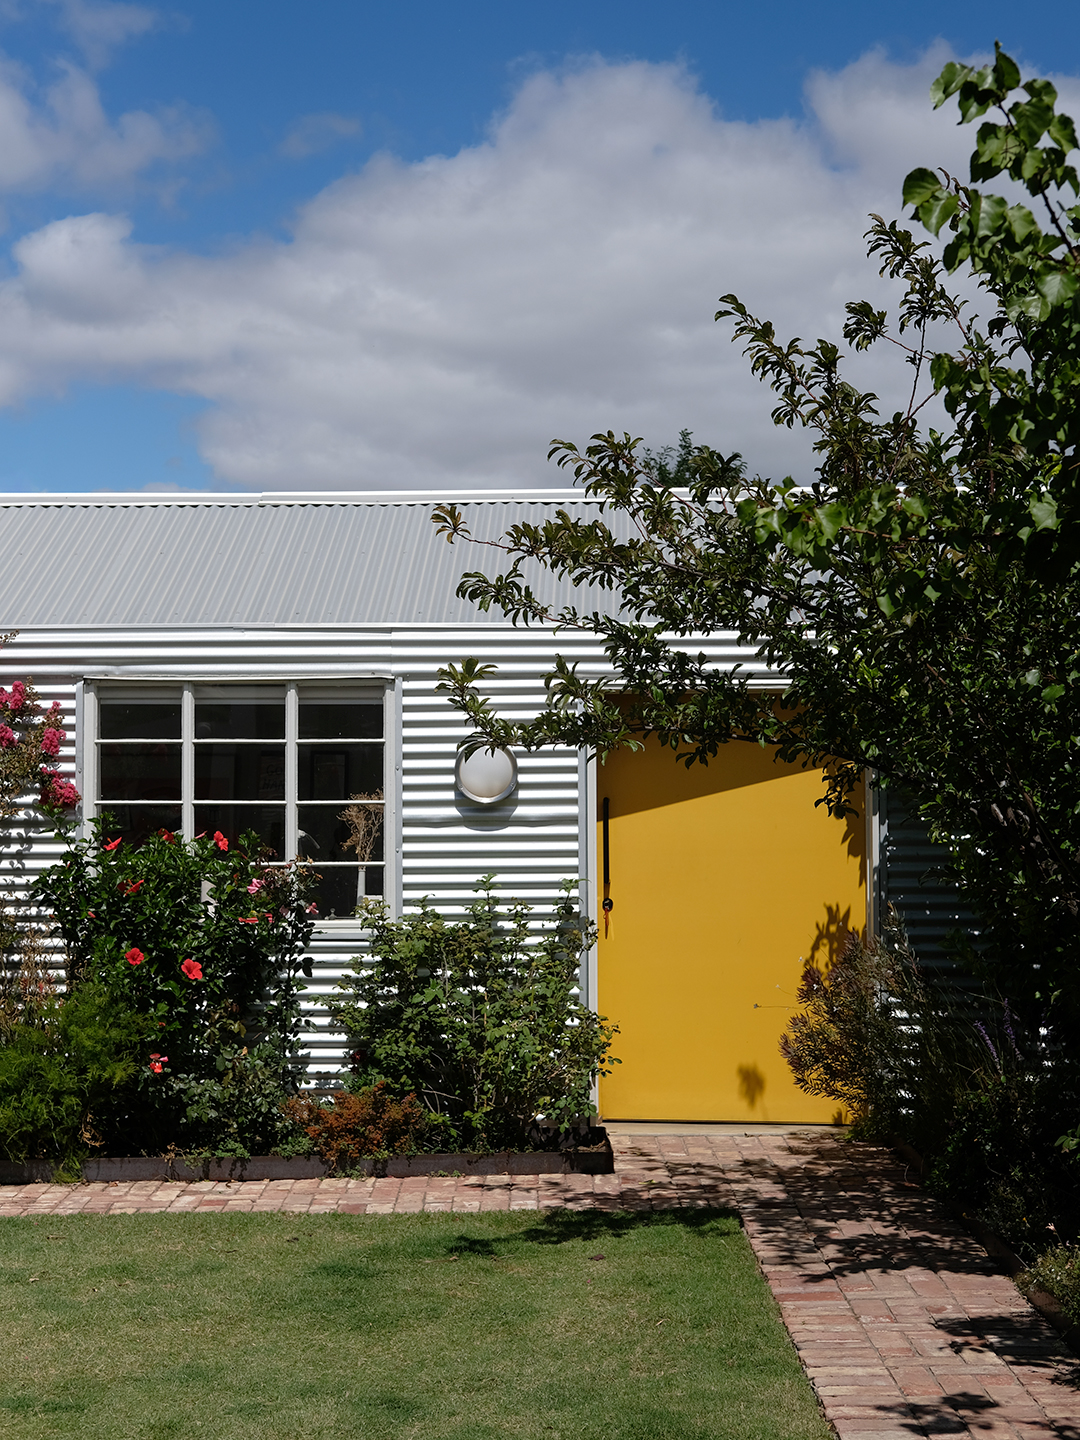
[80,676,400,931]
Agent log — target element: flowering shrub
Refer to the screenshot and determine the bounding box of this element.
[30,818,320,1156]
[330,877,617,1153]
[0,676,80,823]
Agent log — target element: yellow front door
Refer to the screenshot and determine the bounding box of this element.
[597,739,865,1123]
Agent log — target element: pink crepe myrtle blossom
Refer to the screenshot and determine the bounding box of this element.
[40,728,62,757]
[0,681,26,713]
[125,947,145,966]
[180,958,203,981]
[0,725,14,749]
[39,773,80,811]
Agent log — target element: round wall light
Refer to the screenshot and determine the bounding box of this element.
[455,745,518,805]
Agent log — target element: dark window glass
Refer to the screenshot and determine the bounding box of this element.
[96,804,182,849]
[299,703,382,740]
[195,702,284,740]
[100,744,181,802]
[309,865,381,919]
[99,703,181,740]
[195,745,286,801]
[194,805,285,859]
[297,745,382,801]
[298,803,383,864]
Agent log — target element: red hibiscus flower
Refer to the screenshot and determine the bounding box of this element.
[238,915,258,925]
[181,958,203,981]
[125,947,145,966]
[124,880,144,895]
[103,837,122,851]
[149,1059,165,1074]
[306,902,318,915]
[213,831,228,851]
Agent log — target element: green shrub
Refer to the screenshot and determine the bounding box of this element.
[329,878,618,1153]
[1020,1244,1080,1327]
[0,982,153,1174]
[926,1073,1080,1256]
[284,1084,428,1169]
[28,817,319,1157]
[779,918,977,1141]
[780,911,1080,1256]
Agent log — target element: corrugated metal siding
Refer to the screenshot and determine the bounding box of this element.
[877,788,980,974]
[2,623,763,1075]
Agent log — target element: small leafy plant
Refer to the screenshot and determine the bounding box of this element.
[1020,1244,1080,1327]
[284,1083,428,1170]
[330,878,617,1153]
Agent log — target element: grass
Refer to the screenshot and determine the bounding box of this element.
[0,1207,831,1440]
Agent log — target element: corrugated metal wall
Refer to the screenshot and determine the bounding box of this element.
[877,787,980,975]
[1,623,760,1074]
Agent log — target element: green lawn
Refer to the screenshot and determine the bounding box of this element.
[0,1207,830,1440]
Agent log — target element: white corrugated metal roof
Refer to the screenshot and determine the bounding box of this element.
[0,490,622,627]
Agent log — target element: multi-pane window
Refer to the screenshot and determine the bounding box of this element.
[91,683,386,920]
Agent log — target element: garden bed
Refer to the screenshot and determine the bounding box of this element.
[0,1131,613,1184]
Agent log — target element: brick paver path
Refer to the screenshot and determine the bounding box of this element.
[2,1128,1077,1438]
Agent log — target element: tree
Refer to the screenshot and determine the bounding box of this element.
[432,46,1080,1040]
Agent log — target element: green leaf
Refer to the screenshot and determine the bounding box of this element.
[919,191,959,236]
[902,167,942,206]
[930,61,972,108]
[1049,111,1079,152]
[1005,204,1039,242]
[1035,266,1080,307]
[974,192,1008,237]
[1028,493,1060,531]
[993,46,1021,94]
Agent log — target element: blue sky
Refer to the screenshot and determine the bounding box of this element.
[0,1,1077,493]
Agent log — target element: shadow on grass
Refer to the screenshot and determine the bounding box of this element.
[448,1205,740,1256]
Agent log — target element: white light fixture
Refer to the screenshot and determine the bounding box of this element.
[455,745,518,804]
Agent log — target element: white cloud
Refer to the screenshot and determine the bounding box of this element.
[0,50,210,193]
[0,47,1074,489]
[46,0,157,70]
[280,111,361,159]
